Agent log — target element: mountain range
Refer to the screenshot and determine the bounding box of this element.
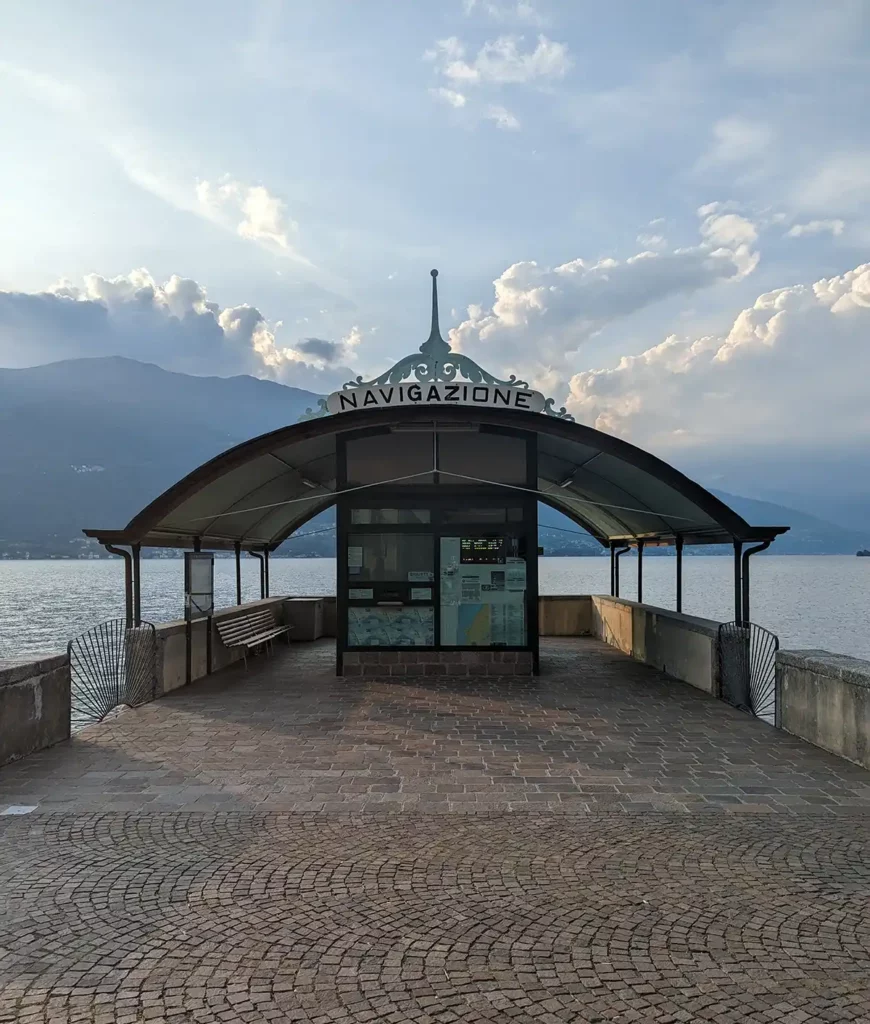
[0,356,867,557]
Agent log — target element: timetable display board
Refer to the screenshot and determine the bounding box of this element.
[441,536,526,646]
[460,537,505,564]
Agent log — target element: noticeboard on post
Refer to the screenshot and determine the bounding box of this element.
[184,552,215,620]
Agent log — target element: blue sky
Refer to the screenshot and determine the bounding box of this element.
[1,0,869,453]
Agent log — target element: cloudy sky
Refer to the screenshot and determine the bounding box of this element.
[1,0,869,457]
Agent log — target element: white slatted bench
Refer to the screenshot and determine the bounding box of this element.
[216,609,291,668]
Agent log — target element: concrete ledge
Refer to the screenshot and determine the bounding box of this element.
[0,654,71,766]
[592,595,720,693]
[539,595,593,636]
[778,648,870,769]
[156,598,290,694]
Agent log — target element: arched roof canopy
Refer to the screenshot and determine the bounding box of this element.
[83,406,787,552]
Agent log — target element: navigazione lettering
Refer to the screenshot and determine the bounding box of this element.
[328,381,545,415]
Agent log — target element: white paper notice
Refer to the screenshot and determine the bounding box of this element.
[410,588,432,601]
[408,570,434,582]
[505,557,526,591]
[348,588,373,600]
[348,546,363,568]
[461,574,482,602]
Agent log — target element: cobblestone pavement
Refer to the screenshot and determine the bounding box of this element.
[1,638,869,815]
[1,639,869,1022]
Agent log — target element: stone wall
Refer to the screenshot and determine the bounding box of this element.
[778,650,870,769]
[156,598,290,694]
[591,596,720,694]
[539,595,593,636]
[0,654,70,766]
[344,650,534,677]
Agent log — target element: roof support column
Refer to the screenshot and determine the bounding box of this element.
[675,536,683,613]
[636,540,644,604]
[264,549,270,598]
[613,545,630,598]
[741,540,771,626]
[609,541,616,596]
[732,540,742,624]
[234,542,242,605]
[132,543,141,626]
[104,544,133,629]
[249,551,265,600]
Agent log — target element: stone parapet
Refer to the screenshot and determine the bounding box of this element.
[591,596,720,694]
[778,649,870,769]
[343,650,534,676]
[0,653,70,766]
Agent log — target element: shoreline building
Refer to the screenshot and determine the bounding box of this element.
[84,271,787,676]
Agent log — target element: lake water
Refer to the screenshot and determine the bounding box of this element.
[0,555,867,661]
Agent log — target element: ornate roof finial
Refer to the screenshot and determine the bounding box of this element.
[297,265,575,422]
[420,268,451,359]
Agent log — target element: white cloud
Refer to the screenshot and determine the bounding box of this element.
[786,219,846,238]
[429,86,467,108]
[701,116,772,166]
[449,208,760,388]
[636,234,667,251]
[697,203,759,278]
[566,262,870,448]
[464,0,546,26]
[727,0,867,73]
[196,178,302,256]
[793,153,870,214]
[0,269,359,390]
[485,104,521,130]
[427,34,570,86]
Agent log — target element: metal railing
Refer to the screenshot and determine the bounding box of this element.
[69,619,157,727]
[717,621,779,725]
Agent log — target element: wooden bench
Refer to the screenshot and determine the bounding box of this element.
[215,609,291,668]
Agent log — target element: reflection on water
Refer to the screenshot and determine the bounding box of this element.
[0,555,867,661]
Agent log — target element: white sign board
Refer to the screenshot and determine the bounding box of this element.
[325,381,546,416]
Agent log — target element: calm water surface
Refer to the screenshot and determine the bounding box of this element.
[0,555,867,660]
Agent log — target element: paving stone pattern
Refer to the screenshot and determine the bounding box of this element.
[1,638,869,1021]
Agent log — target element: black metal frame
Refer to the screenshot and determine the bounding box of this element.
[335,425,540,674]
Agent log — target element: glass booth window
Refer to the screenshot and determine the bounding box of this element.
[351,508,431,525]
[440,536,527,647]
[442,507,524,525]
[347,532,434,582]
[348,607,434,646]
[345,432,435,486]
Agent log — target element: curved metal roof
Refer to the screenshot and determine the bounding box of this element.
[83,405,788,551]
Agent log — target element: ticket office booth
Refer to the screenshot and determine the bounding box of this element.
[335,423,539,672]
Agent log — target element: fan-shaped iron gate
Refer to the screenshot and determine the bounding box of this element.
[69,619,157,727]
[717,621,779,724]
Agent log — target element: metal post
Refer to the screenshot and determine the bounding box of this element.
[636,540,644,604]
[105,544,133,629]
[675,536,683,613]
[614,546,630,598]
[193,537,202,552]
[741,540,772,626]
[249,551,265,599]
[132,543,141,626]
[264,549,270,598]
[234,542,242,605]
[609,541,616,596]
[183,552,192,686]
[732,540,743,624]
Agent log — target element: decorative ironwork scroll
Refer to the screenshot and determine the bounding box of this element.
[303,270,574,421]
[69,619,157,727]
[718,621,779,725]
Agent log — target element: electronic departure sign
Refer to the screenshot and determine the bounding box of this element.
[460,537,505,564]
